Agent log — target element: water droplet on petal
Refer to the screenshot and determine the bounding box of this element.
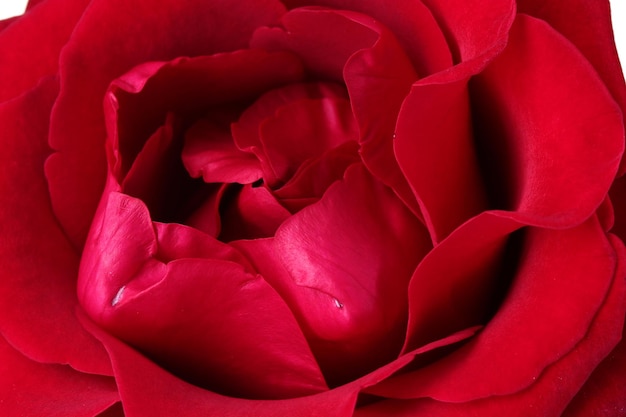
[333,298,344,309]
[112,286,125,306]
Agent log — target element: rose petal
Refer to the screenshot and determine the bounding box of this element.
[402,212,521,352]
[82,314,362,417]
[274,140,361,212]
[254,7,426,217]
[182,118,263,184]
[279,0,452,76]
[46,0,287,247]
[26,0,46,9]
[219,184,292,241]
[518,0,626,174]
[0,0,88,102]
[154,222,255,268]
[79,192,326,399]
[236,164,431,385]
[419,0,515,65]
[472,15,624,228]
[0,16,18,33]
[252,8,379,81]
[0,78,112,376]
[232,81,348,186]
[122,114,208,224]
[563,323,626,416]
[356,235,626,416]
[394,78,488,242]
[260,96,358,186]
[96,403,125,417]
[610,175,626,241]
[106,50,305,180]
[368,215,617,401]
[0,333,119,416]
[109,258,327,399]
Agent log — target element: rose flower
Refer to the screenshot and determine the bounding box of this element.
[1,0,625,416]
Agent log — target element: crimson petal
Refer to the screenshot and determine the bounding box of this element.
[420,0,515,65]
[0,0,88,102]
[473,15,624,228]
[260,96,358,186]
[182,118,263,184]
[237,164,431,385]
[402,212,521,352]
[0,78,112,376]
[518,0,626,174]
[395,78,487,242]
[369,215,617,402]
[280,0,452,76]
[46,0,287,247]
[356,235,625,416]
[0,333,119,417]
[79,192,326,399]
[219,184,291,241]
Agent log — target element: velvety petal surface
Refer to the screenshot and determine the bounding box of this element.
[517,0,626,172]
[218,184,292,241]
[368,215,617,402]
[46,0,287,247]
[279,0,452,76]
[83,309,479,416]
[274,140,361,211]
[105,50,304,180]
[231,81,348,187]
[252,7,424,215]
[260,96,358,186]
[356,235,625,416]
[0,78,111,375]
[182,117,263,184]
[401,212,521,352]
[0,0,89,102]
[78,192,327,399]
[0,333,119,417]
[472,15,624,227]
[563,320,626,416]
[394,78,487,242]
[235,164,431,385]
[419,0,515,66]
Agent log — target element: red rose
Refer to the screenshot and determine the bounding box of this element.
[1,0,625,416]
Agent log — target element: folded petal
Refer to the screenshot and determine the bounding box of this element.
[0,0,88,102]
[79,192,326,399]
[395,78,488,242]
[402,212,521,352]
[260,96,358,186]
[517,0,626,174]
[231,81,348,187]
[183,118,263,184]
[356,235,626,416]
[368,215,617,402]
[419,0,515,66]
[218,184,291,241]
[472,14,624,228]
[0,333,119,417]
[0,78,112,376]
[236,164,431,385]
[280,0,452,75]
[46,0,287,247]
[82,315,360,417]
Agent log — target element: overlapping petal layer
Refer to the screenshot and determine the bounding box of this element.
[0,77,112,376]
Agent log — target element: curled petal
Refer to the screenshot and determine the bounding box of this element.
[370,215,618,402]
[472,15,624,228]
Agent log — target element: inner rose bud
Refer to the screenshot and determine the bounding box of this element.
[77,44,438,399]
